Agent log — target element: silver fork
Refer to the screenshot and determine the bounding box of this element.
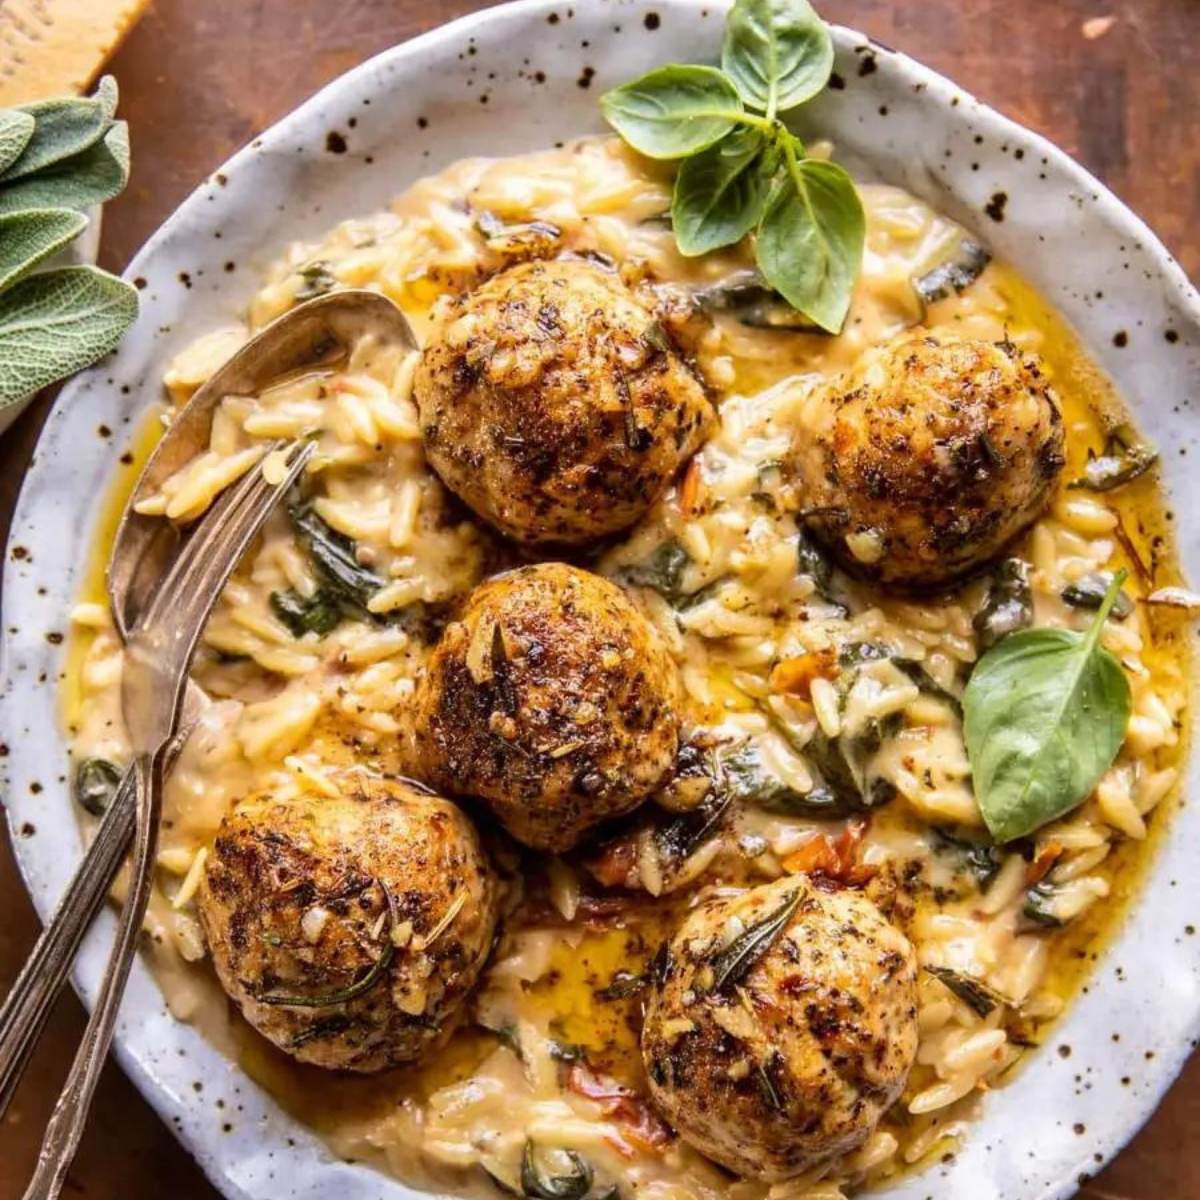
[20,438,315,1200]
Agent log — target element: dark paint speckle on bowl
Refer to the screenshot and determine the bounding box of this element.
[985,191,1008,221]
[644,11,660,29]
[1113,330,1128,347]
[325,131,348,154]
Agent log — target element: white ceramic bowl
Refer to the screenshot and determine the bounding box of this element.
[3,3,1198,1197]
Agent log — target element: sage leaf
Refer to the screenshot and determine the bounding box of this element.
[964,570,1132,844]
[600,65,745,160]
[0,110,35,176]
[74,757,122,817]
[288,501,385,607]
[5,83,113,181]
[0,208,89,293]
[925,966,1011,1018]
[756,151,864,333]
[1068,424,1157,492]
[709,884,803,991]
[0,121,130,215]
[269,587,342,637]
[95,75,120,121]
[974,557,1033,650]
[0,266,138,406]
[672,126,770,256]
[521,1141,593,1200]
[722,0,834,115]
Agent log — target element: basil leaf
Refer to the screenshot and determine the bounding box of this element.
[0,208,88,293]
[600,65,745,160]
[964,570,1132,843]
[4,89,111,181]
[0,110,35,176]
[722,0,834,116]
[0,266,138,406]
[0,121,130,215]
[672,126,770,256]
[756,151,865,333]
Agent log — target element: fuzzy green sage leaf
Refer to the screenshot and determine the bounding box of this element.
[756,147,865,332]
[0,265,138,406]
[5,78,116,181]
[600,64,746,160]
[0,110,35,176]
[672,126,771,255]
[0,121,130,216]
[963,569,1132,844]
[0,208,89,293]
[722,0,834,116]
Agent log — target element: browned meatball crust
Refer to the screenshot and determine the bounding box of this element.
[793,331,1065,590]
[197,776,498,1072]
[414,259,714,546]
[641,876,919,1179]
[409,563,680,851]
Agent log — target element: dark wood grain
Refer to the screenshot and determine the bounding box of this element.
[0,1,1197,1196]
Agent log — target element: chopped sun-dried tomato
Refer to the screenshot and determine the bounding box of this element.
[583,836,639,890]
[567,1062,672,1149]
[781,818,877,886]
[1026,840,1064,886]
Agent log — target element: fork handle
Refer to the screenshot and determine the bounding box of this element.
[23,750,164,1200]
[0,765,135,1118]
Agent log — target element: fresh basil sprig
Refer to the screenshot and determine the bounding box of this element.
[0,76,137,413]
[601,0,864,332]
[964,570,1132,843]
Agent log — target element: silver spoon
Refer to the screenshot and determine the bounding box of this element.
[0,288,417,1117]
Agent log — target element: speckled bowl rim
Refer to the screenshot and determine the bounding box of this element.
[3,3,1199,1199]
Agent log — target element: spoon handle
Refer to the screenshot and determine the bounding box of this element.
[0,764,135,1118]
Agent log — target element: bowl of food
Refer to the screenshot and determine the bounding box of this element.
[3,2,1198,1199]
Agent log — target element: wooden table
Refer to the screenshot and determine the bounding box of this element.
[0,1,1197,1196]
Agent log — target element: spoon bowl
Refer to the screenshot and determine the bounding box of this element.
[106,288,417,638]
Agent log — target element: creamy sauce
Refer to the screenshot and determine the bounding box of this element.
[65,138,1189,1200]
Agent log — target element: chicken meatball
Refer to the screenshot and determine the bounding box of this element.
[414,259,714,545]
[197,776,498,1072]
[409,562,680,851]
[641,876,918,1179]
[793,331,1064,589]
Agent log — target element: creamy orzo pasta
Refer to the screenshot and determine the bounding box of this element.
[67,136,1189,1200]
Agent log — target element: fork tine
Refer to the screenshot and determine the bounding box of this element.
[139,439,310,632]
[137,440,314,689]
[137,439,287,624]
